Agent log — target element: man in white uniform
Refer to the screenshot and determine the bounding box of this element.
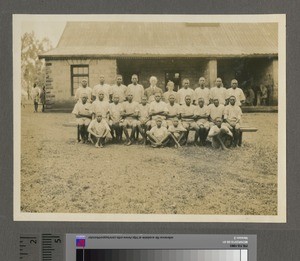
[194,98,210,146]
[111,75,127,103]
[149,92,169,128]
[223,95,243,146]
[194,77,210,105]
[75,78,92,102]
[92,75,112,102]
[126,74,144,103]
[108,94,124,143]
[166,94,181,127]
[226,79,245,106]
[208,98,225,125]
[209,77,227,105]
[137,96,151,144]
[146,118,170,148]
[72,93,92,143]
[90,91,110,120]
[88,113,110,148]
[177,78,195,105]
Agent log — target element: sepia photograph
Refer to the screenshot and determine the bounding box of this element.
[13,14,286,222]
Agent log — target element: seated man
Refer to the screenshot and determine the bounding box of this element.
[194,98,210,146]
[149,92,169,128]
[146,118,170,148]
[223,95,243,147]
[108,94,123,143]
[166,94,181,128]
[180,95,199,145]
[207,117,233,150]
[137,96,151,145]
[121,93,139,146]
[72,93,92,143]
[208,98,225,126]
[168,117,187,148]
[90,90,110,120]
[88,113,110,148]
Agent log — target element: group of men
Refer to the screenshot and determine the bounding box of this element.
[72,74,245,149]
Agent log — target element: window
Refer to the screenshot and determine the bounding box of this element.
[71,65,89,96]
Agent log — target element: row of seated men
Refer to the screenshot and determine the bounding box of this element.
[75,75,246,107]
[72,90,242,150]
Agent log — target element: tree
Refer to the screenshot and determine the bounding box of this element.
[21,31,53,99]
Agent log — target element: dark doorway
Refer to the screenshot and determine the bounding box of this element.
[165,72,181,92]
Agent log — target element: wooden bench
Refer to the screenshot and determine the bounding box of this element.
[239,127,258,146]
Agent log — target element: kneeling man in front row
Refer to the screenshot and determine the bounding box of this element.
[88,113,110,148]
[146,118,170,148]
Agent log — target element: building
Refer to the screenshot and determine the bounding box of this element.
[39,22,278,109]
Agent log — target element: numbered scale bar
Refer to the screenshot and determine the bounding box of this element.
[20,234,64,261]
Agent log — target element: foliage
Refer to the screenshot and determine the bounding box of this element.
[21,31,52,99]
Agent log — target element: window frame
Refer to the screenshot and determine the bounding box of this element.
[70,64,89,96]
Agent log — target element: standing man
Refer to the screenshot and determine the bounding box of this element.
[92,75,112,102]
[177,78,195,105]
[223,95,243,147]
[195,77,210,105]
[126,74,144,103]
[111,75,127,103]
[180,95,199,145]
[163,81,179,103]
[210,77,227,105]
[31,83,41,112]
[226,79,245,106]
[144,76,163,103]
[75,78,92,102]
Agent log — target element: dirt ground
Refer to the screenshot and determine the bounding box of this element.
[20,106,278,215]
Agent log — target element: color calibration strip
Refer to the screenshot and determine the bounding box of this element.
[76,249,248,261]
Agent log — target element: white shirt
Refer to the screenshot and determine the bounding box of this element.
[122,101,139,118]
[208,104,225,121]
[75,86,92,102]
[224,104,242,121]
[166,103,181,117]
[138,104,150,120]
[163,91,179,103]
[92,83,112,101]
[72,101,92,117]
[126,84,144,103]
[109,102,123,122]
[226,88,246,106]
[177,88,195,105]
[194,87,210,105]
[149,100,169,120]
[111,84,127,102]
[194,105,210,118]
[90,100,110,118]
[88,119,110,136]
[180,104,197,121]
[149,126,169,140]
[209,87,227,105]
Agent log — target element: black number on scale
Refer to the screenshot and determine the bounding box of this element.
[54,239,61,244]
[30,239,37,244]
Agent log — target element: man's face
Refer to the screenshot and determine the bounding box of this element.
[173,120,179,127]
[98,93,104,101]
[185,96,191,106]
[127,94,133,102]
[131,76,138,84]
[99,76,105,84]
[96,114,102,122]
[169,96,175,104]
[216,78,222,87]
[116,77,122,85]
[141,97,147,105]
[113,96,119,104]
[229,97,236,105]
[156,120,162,127]
[155,93,161,102]
[198,99,204,107]
[81,97,87,104]
[231,80,238,89]
[213,99,219,106]
[81,80,87,87]
[215,118,222,128]
[199,78,205,87]
[150,77,157,86]
[183,80,189,89]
